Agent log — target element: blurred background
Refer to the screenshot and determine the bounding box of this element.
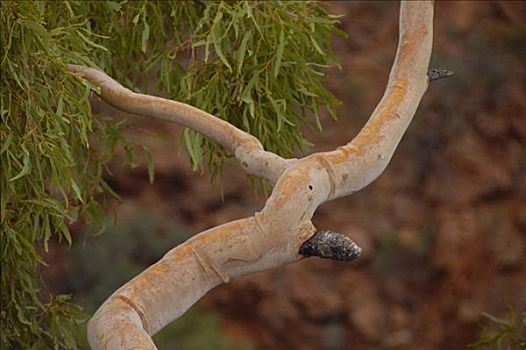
[43,1,525,349]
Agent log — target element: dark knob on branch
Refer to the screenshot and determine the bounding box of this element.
[299,231,362,263]
[427,68,454,82]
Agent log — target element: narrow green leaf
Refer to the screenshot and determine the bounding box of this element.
[106,1,122,12]
[1,133,13,155]
[273,30,285,78]
[71,180,83,203]
[244,1,262,36]
[9,147,31,182]
[213,40,232,72]
[482,313,513,327]
[75,29,108,52]
[142,145,155,184]
[133,12,141,25]
[141,21,150,53]
[55,94,64,118]
[310,35,325,55]
[236,29,252,74]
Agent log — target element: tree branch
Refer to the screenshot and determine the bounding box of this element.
[308,0,434,200]
[68,65,289,183]
[83,1,436,349]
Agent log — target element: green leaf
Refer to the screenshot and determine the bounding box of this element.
[141,21,150,53]
[55,94,64,119]
[75,28,109,52]
[142,145,155,184]
[273,30,285,78]
[310,35,325,55]
[236,29,252,74]
[482,312,513,327]
[71,179,83,203]
[106,1,122,12]
[8,147,31,182]
[213,40,232,72]
[133,12,141,25]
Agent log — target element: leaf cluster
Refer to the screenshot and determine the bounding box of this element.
[469,310,526,350]
[1,1,118,348]
[155,1,344,176]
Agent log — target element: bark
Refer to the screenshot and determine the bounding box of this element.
[72,1,435,348]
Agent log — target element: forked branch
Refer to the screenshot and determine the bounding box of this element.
[74,1,437,349]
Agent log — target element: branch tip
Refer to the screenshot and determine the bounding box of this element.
[299,231,362,263]
[427,68,454,82]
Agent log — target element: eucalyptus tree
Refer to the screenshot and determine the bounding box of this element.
[1,1,451,349]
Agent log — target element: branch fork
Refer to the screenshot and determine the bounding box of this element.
[69,1,442,348]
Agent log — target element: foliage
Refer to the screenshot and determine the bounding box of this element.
[0,0,342,348]
[468,310,526,350]
[1,2,117,348]
[158,1,343,175]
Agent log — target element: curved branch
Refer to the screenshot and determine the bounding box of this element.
[85,1,435,349]
[68,65,288,183]
[88,165,323,349]
[314,0,434,200]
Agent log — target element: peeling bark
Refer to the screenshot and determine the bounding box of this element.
[71,1,436,348]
